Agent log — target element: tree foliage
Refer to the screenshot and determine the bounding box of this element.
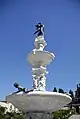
[0,106,26,119]
[53,87,57,92]
[58,88,64,94]
[69,90,74,98]
[53,109,75,119]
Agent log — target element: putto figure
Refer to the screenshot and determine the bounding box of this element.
[34,22,44,37]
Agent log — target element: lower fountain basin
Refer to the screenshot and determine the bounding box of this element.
[6,91,72,112]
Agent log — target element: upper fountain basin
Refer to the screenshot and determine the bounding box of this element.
[27,50,55,67]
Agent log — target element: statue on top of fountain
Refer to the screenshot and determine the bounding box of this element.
[34,22,44,37]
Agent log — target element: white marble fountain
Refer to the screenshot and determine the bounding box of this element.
[6,23,72,119]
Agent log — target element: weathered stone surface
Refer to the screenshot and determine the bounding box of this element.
[69,115,80,119]
[26,112,53,119]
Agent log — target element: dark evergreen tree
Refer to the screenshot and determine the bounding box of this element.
[69,90,74,98]
[58,88,64,94]
[53,87,57,92]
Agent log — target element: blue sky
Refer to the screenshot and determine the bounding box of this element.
[0,0,80,100]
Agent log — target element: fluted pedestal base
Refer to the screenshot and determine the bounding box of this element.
[26,112,53,119]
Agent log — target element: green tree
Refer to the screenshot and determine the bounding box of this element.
[0,106,26,119]
[0,106,5,119]
[5,111,26,119]
[53,109,75,119]
[53,87,57,92]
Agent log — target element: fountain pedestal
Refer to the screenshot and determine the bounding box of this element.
[26,112,53,119]
[28,35,55,91]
